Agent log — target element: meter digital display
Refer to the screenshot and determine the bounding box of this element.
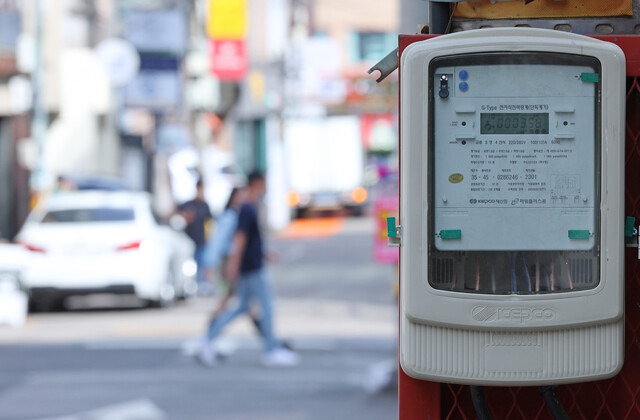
[480,112,549,135]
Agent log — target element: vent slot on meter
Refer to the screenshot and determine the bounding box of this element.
[429,53,601,295]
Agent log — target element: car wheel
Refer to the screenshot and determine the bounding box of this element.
[146,265,177,308]
[348,205,365,217]
[292,207,307,219]
[29,296,66,313]
[146,284,176,308]
[177,277,198,301]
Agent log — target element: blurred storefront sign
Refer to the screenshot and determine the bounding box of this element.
[373,194,399,264]
[0,76,33,115]
[360,114,395,153]
[95,38,140,88]
[116,0,175,8]
[185,49,221,111]
[156,122,190,153]
[60,49,111,115]
[0,58,16,79]
[140,55,180,71]
[124,70,181,110]
[248,71,266,105]
[15,34,34,74]
[207,0,247,81]
[119,108,155,136]
[210,39,247,81]
[16,137,38,171]
[123,9,187,55]
[186,50,209,77]
[0,9,20,53]
[0,85,11,115]
[7,76,32,115]
[206,0,247,40]
[234,63,283,118]
[286,37,343,103]
[186,76,220,110]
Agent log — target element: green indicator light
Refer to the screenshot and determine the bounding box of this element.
[581,72,599,83]
[440,229,462,240]
[568,230,591,239]
[387,217,397,238]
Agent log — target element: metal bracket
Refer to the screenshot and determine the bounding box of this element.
[450,18,640,35]
[368,48,398,83]
[624,217,639,255]
[387,217,401,247]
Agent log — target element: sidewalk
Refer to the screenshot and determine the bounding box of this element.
[0,296,396,345]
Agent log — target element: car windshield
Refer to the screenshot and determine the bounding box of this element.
[41,208,135,223]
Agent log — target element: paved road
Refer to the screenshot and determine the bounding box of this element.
[0,339,397,420]
[0,216,399,419]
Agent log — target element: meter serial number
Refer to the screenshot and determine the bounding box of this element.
[497,174,519,180]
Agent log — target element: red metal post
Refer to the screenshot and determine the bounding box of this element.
[398,34,440,420]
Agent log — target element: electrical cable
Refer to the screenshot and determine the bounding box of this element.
[469,386,492,420]
[475,256,480,291]
[540,386,570,420]
[511,252,517,292]
[544,270,551,292]
[521,252,532,292]
[444,3,458,34]
[563,252,575,290]
[491,254,496,293]
[535,253,540,292]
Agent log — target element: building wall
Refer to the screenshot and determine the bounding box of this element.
[313,0,399,73]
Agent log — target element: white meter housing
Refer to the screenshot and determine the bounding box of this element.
[399,28,625,385]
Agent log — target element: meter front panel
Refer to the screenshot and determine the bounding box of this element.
[400,28,625,386]
[429,53,601,295]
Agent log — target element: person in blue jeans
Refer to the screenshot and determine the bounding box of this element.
[203,186,245,291]
[197,172,299,367]
[178,179,212,291]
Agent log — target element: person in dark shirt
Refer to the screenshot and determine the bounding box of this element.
[178,180,212,288]
[196,172,299,367]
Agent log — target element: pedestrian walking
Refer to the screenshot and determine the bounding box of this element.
[197,172,299,367]
[178,179,213,291]
[203,186,245,316]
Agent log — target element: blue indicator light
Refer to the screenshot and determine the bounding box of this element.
[459,82,469,92]
[459,70,469,80]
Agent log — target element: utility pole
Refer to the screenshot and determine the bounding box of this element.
[29,0,47,194]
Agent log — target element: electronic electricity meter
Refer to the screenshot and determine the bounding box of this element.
[399,28,625,385]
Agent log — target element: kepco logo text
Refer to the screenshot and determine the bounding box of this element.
[472,306,554,323]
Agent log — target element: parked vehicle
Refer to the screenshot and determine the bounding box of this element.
[283,115,368,217]
[15,191,197,310]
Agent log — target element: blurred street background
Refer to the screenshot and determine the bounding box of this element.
[0,217,398,419]
[0,0,427,418]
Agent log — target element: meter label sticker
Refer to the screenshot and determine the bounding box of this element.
[448,173,464,184]
[439,137,587,209]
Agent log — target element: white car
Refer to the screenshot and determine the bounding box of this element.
[15,191,197,310]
